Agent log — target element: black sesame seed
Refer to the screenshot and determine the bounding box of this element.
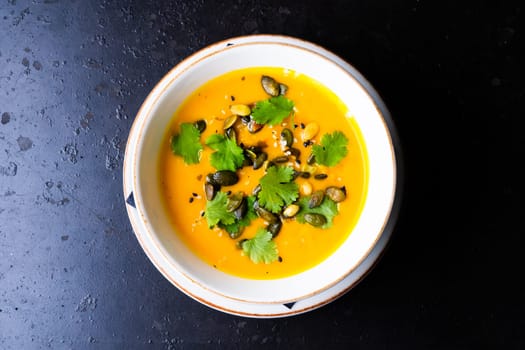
[231,95,235,101]
[192,192,198,197]
[278,256,283,262]
[300,123,305,129]
[189,197,194,203]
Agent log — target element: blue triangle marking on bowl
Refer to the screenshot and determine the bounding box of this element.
[126,192,136,208]
[283,302,296,310]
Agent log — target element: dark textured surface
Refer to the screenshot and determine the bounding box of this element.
[1,0,524,348]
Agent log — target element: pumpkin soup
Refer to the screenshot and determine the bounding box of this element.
[159,67,368,279]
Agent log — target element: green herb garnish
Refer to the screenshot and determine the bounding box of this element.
[251,95,294,125]
[205,134,245,171]
[171,123,203,164]
[242,229,279,264]
[257,166,299,213]
[296,196,339,229]
[312,131,349,167]
[204,192,236,228]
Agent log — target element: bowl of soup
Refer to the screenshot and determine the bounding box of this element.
[123,35,400,316]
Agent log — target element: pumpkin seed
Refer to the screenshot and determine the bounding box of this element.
[255,206,278,223]
[233,197,248,220]
[229,230,243,239]
[325,186,346,202]
[225,127,237,142]
[244,148,257,161]
[252,184,262,196]
[223,115,238,130]
[304,213,327,227]
[272,156,289,164]
[247,145,263,154]
[282,204,300,218]
[229,104,251,116]
[204,182,218,201]
[302,122,319,141]
[300,171,311,179]
[279,83,288,95]
[210,170,239,186]
[193,119,206,133]
[280,128,293,148]
[253,152,268,170]
[226,192,244,212]
[308,190,325,209]
[307,153,316,165]
[261,75,280,96]
[206,173,217,186]
[247,119,263,133]
[284,147,301,158]
[314,173,328,180]
[243,157,253,167]
[267,220,282,238]
[240,115,251,125]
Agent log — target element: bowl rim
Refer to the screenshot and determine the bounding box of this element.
[123,34,399,305]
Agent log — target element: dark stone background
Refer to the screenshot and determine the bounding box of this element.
[1,0,524,348]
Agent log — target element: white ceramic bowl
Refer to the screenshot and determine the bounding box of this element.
[124,35,399,315]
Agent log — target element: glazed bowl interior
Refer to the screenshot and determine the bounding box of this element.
[132,39,396,304]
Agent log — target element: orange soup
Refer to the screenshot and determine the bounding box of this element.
[159,67,368,279]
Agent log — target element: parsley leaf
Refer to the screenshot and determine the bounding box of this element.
[242,229,279,264]
[205,192,236,228]
[257,166,299,213]
[220,196,257,237]
[171,123,203,164]
[205,134,245,171]
[312,131,349,167]
[251,96,294,125]
[296,196,339,229]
